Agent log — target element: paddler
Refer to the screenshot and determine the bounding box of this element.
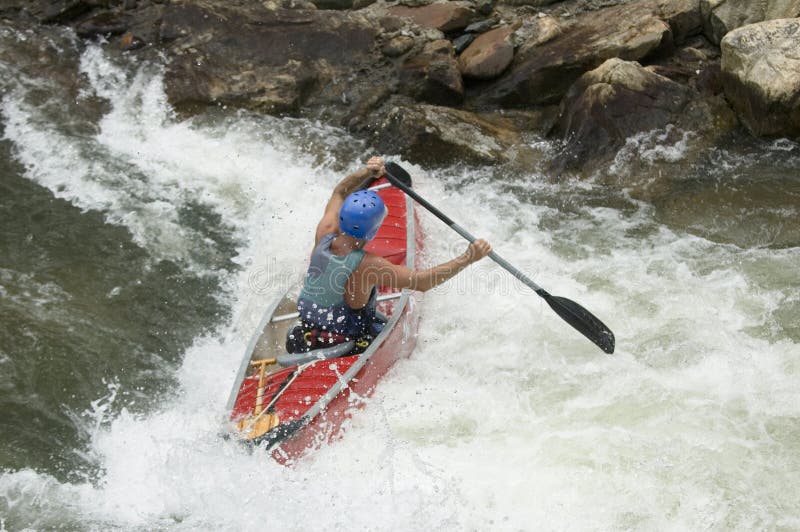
[289,156,491,352]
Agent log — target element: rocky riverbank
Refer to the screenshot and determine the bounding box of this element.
[2,0,799,190]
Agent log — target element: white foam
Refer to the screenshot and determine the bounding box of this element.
[2,42,800,531]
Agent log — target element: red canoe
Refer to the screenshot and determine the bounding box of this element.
[226,177,421,463]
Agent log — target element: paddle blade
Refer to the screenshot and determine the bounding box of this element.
[545,295,615,354]
[385,161,413,187]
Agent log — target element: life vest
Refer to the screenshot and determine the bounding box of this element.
[296,233,380,339]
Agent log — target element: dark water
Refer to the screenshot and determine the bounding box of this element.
[0,134,236,483]
[653,135,800,249]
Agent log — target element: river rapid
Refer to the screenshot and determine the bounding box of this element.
[1,26,799,531]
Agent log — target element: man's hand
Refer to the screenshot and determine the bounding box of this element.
[366,156,385,178]
[464,239,492,263]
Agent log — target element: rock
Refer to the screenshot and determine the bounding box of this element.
[645,35,722,90]
[499,0,561,6]
[76,11,129,38]
[514,13,561,52]
[721,18,800,137]
[118,31,145,51]
[654,0,703,44]
[399,39,464,105]
[552,58,735,171]
[158,3,382,115]
[369,97,524,166]
[453,33,476,53]
[701,0,800,44]
[309,0,354,9]
[388,2,477,32]
[381,35,415,57]
[378,15,405,32]
[284,0,319,8]
[459,23,518,80]
[465,19,497,33]
[474,1,676,107]
[475,0,495,15]
[41,1,99,24]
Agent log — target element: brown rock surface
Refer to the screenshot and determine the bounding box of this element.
[459,24,518,80]
[399,39,464,106]
[473,1,681,107]
[721,18,800,137]
[388,2,477,32]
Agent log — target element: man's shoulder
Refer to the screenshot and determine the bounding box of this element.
[358,251,392,268]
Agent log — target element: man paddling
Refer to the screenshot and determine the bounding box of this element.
[289,156,491,352]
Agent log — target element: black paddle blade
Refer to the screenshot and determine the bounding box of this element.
[385,161,413,187]
[545,295,615,354]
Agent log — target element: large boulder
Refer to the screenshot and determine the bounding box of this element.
[398,39,464,106]
[458,23,519,80]
[656,0,704,43]
[721,18,800,137]
[368,97,525,166]
[158,3,383,115]
[472,0,701,107]
[701,0,800,44]
[552,58,736,171]
[388,2,477,32]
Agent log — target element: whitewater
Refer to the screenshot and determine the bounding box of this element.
[1,30,799,531]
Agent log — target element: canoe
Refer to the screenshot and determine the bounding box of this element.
[225,177,421,463]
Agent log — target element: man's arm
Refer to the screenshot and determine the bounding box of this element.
[347,240,492,306]
[314,156,384,245]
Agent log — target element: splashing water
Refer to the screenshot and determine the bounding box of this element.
[1,29,799,531]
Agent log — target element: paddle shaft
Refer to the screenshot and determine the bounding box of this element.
[384,163,615,354]
[384,171,549,297]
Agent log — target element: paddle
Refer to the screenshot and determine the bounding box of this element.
[383,162,615,354]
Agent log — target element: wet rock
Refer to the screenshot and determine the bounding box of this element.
[475,0,495,15]
[41,0,101,24]
[513,13,561,51]
[76,11,128,38]
[6,0,759,184]
[499,0,561,6]
[656,0,703,43]
[283,0,319,9]
[474,1,676,107]
[701,0,800,44]
[459,23,518,80]
[157,3,381,115]
[398,39,464,105]
[721,18,800,137]
[369,97,524,166]
[464,18,497,33]
[388,2,477,32]
[552,58,735,172]
[378,14,405,32]
[309,0,370,10]
[381,35,415,57]
[645,35,722,91]
[453,33,477,53]
[118,31,145,51]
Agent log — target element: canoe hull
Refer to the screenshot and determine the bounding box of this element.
[226,178,421,463]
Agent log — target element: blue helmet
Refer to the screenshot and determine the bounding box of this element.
[339,190,387,240]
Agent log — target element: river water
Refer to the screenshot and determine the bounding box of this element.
[1,26,799,531]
